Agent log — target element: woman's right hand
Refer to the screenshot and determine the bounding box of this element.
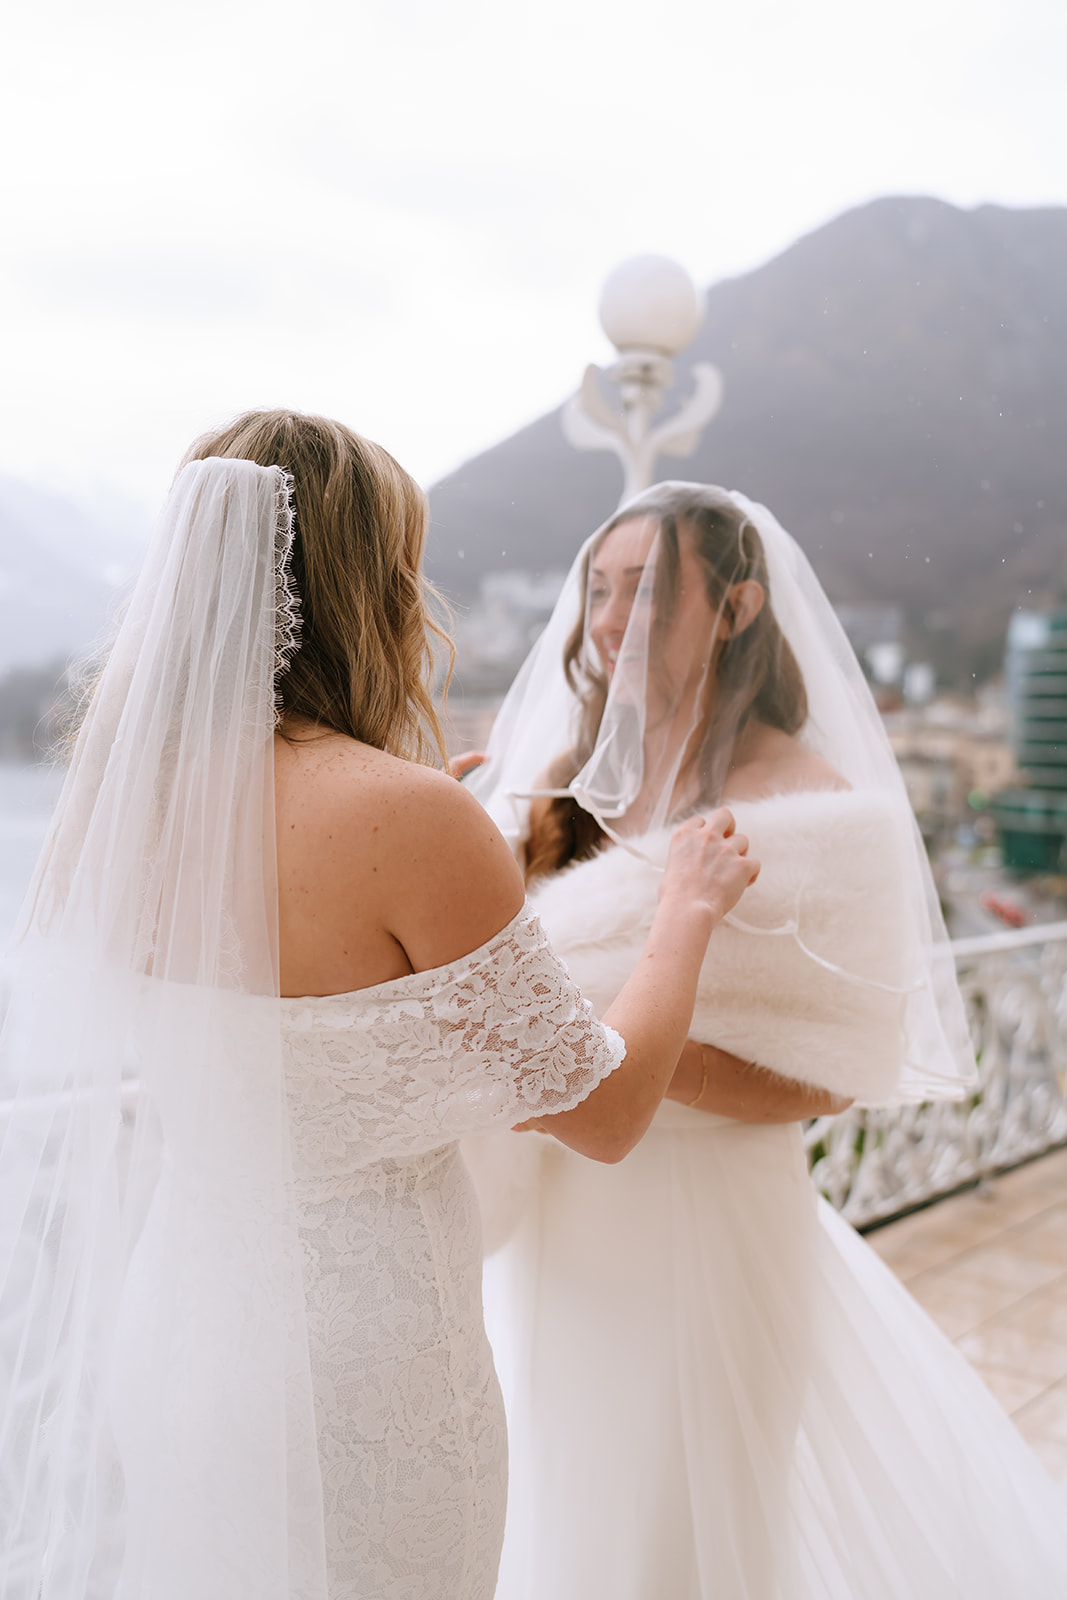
[660,809,759,925]
[449,751,486,782]
[535,812,759,1163]
[528,812,756,1163]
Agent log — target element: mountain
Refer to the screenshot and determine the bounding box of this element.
[426,197,1067,684]
[0,479,147,674]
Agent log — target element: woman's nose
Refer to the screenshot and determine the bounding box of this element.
[598,589,633,637]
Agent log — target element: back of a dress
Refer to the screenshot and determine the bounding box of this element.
[277,908,622,1598]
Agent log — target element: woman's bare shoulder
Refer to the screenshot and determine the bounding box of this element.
[362,757,527,970]
[275,726,524,971]
[723,726,849,802]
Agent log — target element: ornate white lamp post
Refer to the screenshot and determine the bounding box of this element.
[562,254,723,504]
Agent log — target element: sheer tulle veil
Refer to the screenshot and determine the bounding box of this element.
[0,459,329,1597]
[468,482,976,1103]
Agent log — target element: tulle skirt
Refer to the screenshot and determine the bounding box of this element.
[481,1105,1067,1599]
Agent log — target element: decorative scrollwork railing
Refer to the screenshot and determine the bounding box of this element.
[807,921,1067,1229]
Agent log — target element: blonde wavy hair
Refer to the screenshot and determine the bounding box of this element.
[183,409,452,766]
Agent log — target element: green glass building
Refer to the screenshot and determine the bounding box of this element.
[994,609,1067,871]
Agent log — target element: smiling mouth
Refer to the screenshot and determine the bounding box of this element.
[604,647,647,679]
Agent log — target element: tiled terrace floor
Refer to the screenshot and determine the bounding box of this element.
[866,1144,1067,1493]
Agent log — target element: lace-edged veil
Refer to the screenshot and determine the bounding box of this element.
[468,481,976,1104]
[0,459,329,1597]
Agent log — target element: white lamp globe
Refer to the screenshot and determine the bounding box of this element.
[598,255,704,357]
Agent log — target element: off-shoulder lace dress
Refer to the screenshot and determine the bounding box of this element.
[280,908,623,1600]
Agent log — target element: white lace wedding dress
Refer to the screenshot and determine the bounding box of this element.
[279,908,624,1600]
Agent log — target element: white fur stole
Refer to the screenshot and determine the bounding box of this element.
[529,788,919,1105]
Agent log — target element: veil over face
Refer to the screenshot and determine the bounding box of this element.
[467,481,977,1103]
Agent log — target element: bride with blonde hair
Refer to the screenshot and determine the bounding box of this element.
[0,420,758,1599]
[465,481,1067,1599]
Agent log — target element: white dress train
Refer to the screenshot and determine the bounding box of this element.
[484,1105,1067,1599]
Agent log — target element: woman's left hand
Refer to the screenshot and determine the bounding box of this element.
[669,1040,853,1122]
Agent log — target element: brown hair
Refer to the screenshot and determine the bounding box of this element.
[525,486,807,882]
[183,409,451,765]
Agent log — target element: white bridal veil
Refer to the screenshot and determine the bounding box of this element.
[468,482,976,1103]
[0,460,329,1598]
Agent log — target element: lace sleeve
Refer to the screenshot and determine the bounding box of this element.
[281,907,625,1169]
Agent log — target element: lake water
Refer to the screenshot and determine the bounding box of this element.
[0,762,66,948]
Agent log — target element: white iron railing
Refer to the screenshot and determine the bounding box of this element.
[807,921,1067,1229]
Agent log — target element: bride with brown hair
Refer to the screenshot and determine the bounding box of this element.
[466,481,1067,1599]
[0,417,758,1600]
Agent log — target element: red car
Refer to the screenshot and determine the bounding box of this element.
[979,890,1027,929]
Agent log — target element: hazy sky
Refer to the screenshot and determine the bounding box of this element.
[3,0,1065,524]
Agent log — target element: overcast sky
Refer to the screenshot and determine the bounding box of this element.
[3,0,1065,526]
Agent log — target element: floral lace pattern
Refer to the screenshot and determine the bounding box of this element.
[280,909,623,1599]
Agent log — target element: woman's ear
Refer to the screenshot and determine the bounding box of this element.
[726,580,765,637]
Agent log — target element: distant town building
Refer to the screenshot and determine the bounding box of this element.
[831,604,902,668]
[884,688,1015,836]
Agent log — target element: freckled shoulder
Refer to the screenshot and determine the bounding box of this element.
[277,735,497,842]
[361,759,527,970]
[274,732,525,985]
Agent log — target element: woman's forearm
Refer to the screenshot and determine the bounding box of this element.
[529,896,715,1163]
[667,1040,853,1123]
